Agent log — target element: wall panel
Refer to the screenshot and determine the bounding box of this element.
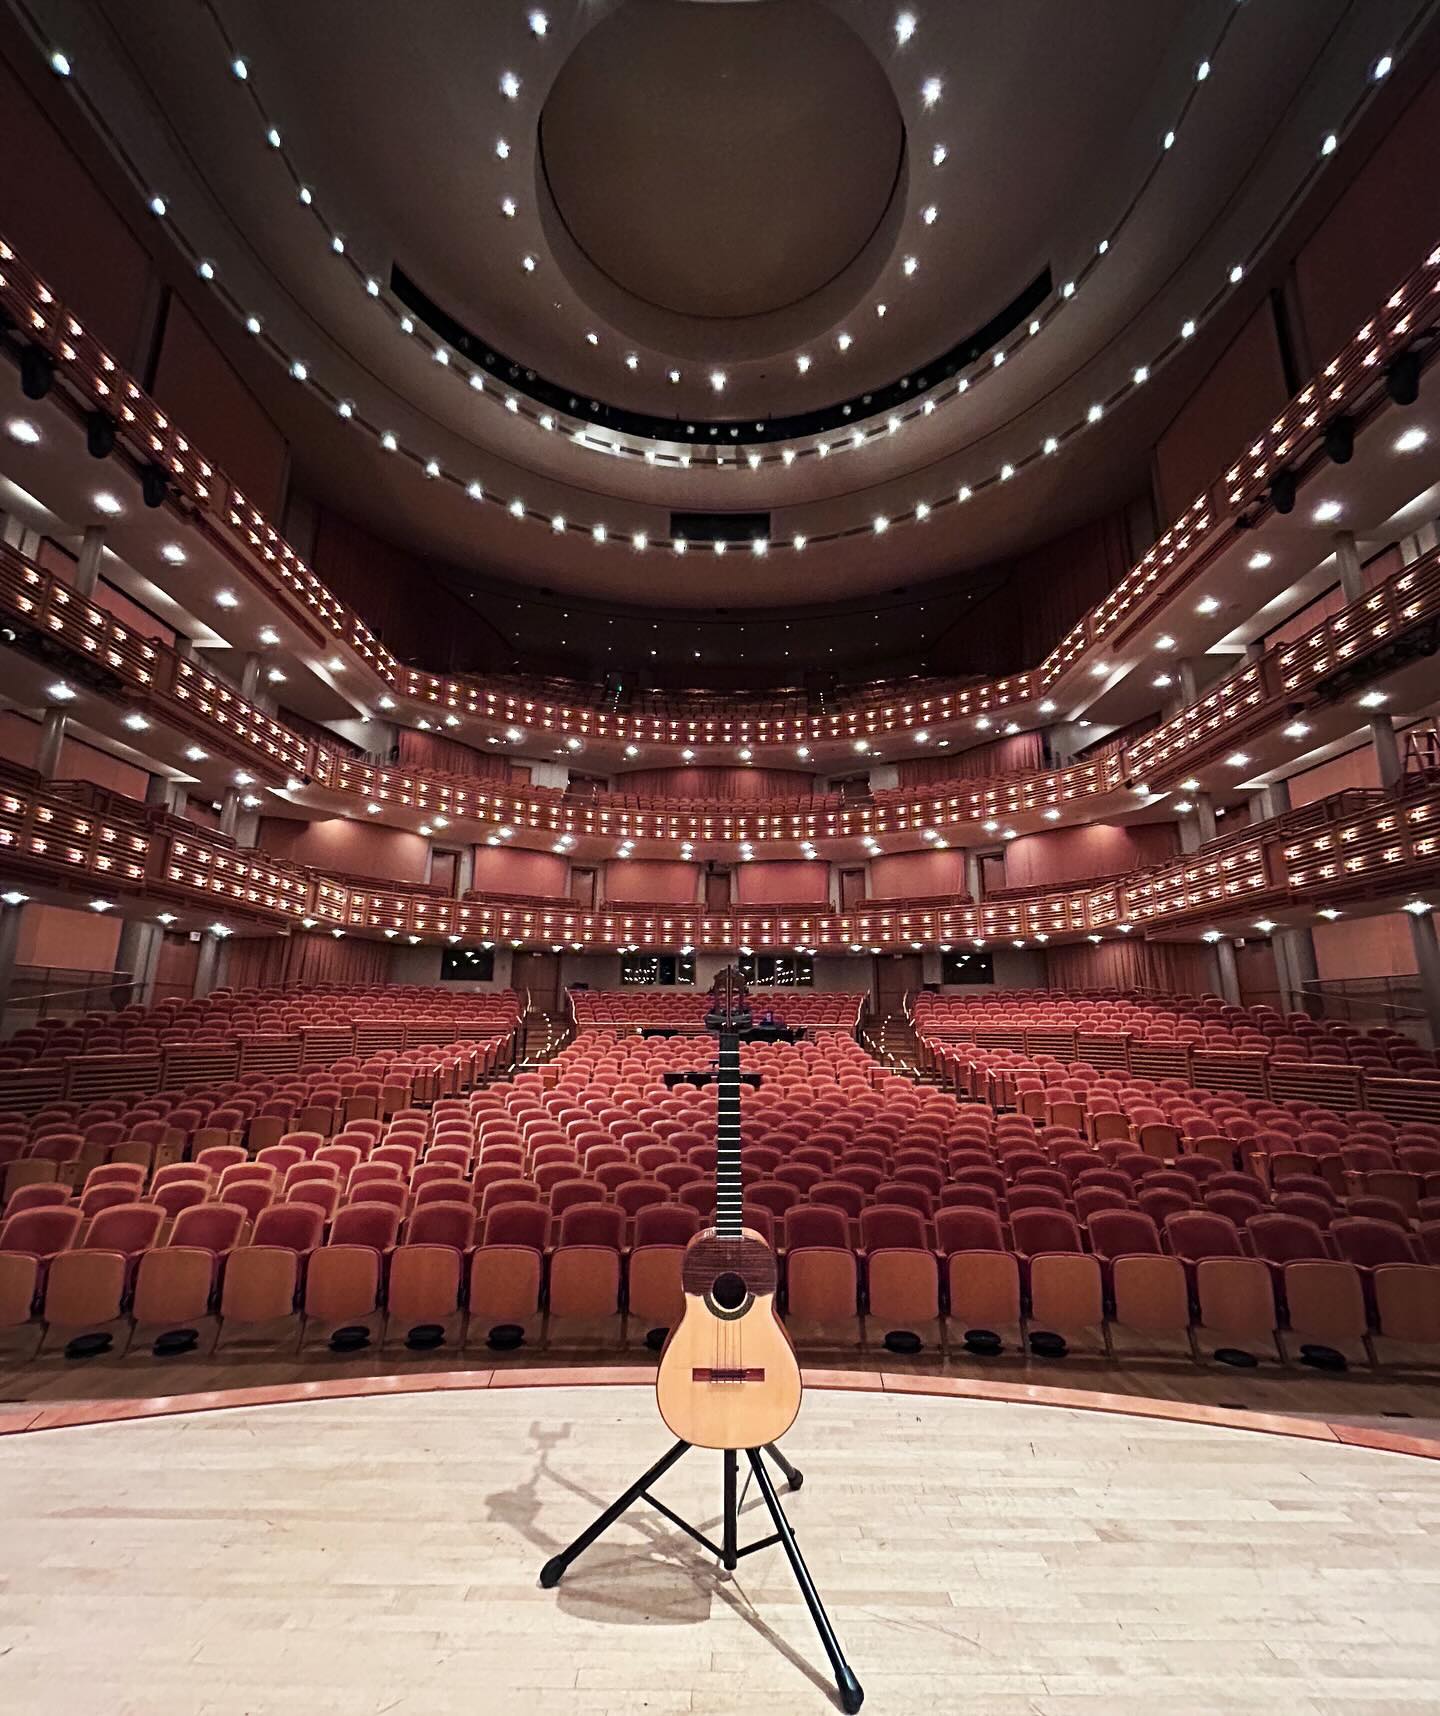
[1154,305,1290,525]
[470,845,569,898]
[151,298,288,517]
[255,815,429,884]
[867,850,967,901]
[732,861,830,905]
[1002,821,1180,891]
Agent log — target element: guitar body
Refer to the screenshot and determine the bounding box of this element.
[655,1226,803,1450]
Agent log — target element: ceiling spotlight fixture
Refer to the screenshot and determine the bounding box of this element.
[1314,500,1342,522]
[1403,900,1433,916]
[836,332,853,351]
[1358,690,1388,709]
[895,11,917,43]
[921,205,938,225]
[1196,595,1220,615]
[184,745,208,762]
[1283,721,1311,739]
[122,713,150,732]
[1374,53,1394,80]
[709,370,726,392]
[931,142,947,166]
[1225,752,1250,768]
[1395,426,1429,453]
[872,515,889,534]
[92,492,122,516]
[921,76,942,107]
[1038,700,1056,715]
[1229,264,1244,285]
[1181,318,1196,339]
[5,418,41,445]
[1087,403,1104,423]
[1201,930,1222,944]
[1133,366,1149,386]
[46,681,77,703]
[500,71,520,99]
[89,899,115,913]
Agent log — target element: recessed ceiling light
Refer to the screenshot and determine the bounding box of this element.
[1181,318,1196,338]
[1087,403,1104,423]
[148,194,167,218]
[710,370,726,391]
[1321,133,1338,158]
[1317,907,1342,921]
[902,255,919,276]
[1403,900,1432,916]
[872,515,889,534]
[92,492,122,515]
[1283,721,1311,739]
[1163,130,1176,151]
[500,71,520,98]
[1225,752,1250,768]
[1248,551,1273,570]
[921,205,938,225]
[921,76,942,107]
[1196,595,1220,615]
[122,712,149,731]
[1373,54,1394,80]
[496,138,511,159]
[1358,690,1388,709]
[895,11,917,43]
[1314,500,1342,522]
[215,589,239,609]
[289,359,308,382]
[1133,366,1149,386]
[668,369,681,384]
[1395,426,1428,453]
[931,142,947,166]
[89,898,115,913]
[1153,674,1173,688]
[6,419,41,444]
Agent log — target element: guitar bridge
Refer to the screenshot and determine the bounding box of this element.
[692,1367,765,1383]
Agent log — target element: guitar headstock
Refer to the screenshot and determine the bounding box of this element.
[704,963,752,1032]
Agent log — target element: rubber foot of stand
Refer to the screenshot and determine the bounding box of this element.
[787,1469,804,1491]
[538,1557,566,1589]
[838,1667,865,1713]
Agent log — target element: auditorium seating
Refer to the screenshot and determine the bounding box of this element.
[3,1017,1437,1365]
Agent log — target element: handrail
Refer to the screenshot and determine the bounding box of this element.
[0,228,1436,744]
[4,527,1439,849]
[4,767,1438,948]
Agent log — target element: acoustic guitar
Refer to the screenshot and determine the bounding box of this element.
[655,966,803,1450]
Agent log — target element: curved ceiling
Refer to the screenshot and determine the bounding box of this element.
[12,0,1439,622]
[539,0,905,324]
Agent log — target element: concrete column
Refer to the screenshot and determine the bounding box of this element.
[75,525,106,598]
[1194,790,1218,845]
[192,933,222,999]
[454,845,475,898]
[35,708,68,780]
[0,901,23,1033]
[1212,937,1241,1005]
[1334,531,1364,603]
[239,652,262,700]
[114,918,161,1008]
[1369,714,1404,790]
[966,852,983,905]
[219,789,240,839]
[1407,908,1440,1048]
[1178,658,1202,704]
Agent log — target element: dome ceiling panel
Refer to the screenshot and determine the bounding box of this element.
[14,0,1436,617]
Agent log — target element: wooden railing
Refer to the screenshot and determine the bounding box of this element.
[2,764,1437,947]
[1,227,1436,745]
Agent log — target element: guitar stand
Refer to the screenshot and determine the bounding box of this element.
[539,1438,864,1713]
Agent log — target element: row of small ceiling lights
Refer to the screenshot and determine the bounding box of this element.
[41,19,1397,554]
[6,887,1423,949]
[184,3,1253,466]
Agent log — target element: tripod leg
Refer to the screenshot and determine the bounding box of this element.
[539,1438,691,1588]
[746,1449,863,1714]
[722,1449,739,1572]
[762,1441,803,1490]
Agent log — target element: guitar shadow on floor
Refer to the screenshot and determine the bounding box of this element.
[483,1418,841,1701]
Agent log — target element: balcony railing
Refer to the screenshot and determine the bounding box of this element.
[1,764,1437,947]
[1,228,1436,742]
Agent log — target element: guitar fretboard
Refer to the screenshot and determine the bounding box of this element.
[715,1030,743,1238]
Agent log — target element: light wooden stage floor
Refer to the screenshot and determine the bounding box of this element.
[2,1381,1439,1716]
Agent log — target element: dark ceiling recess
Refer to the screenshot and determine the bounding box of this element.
[389,263,1052,445]
[670,512,772,545]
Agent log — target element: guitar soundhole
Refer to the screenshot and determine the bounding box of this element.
[710,1271,749,1311]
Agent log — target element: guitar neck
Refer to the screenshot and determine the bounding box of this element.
[715,1028,743,1238]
